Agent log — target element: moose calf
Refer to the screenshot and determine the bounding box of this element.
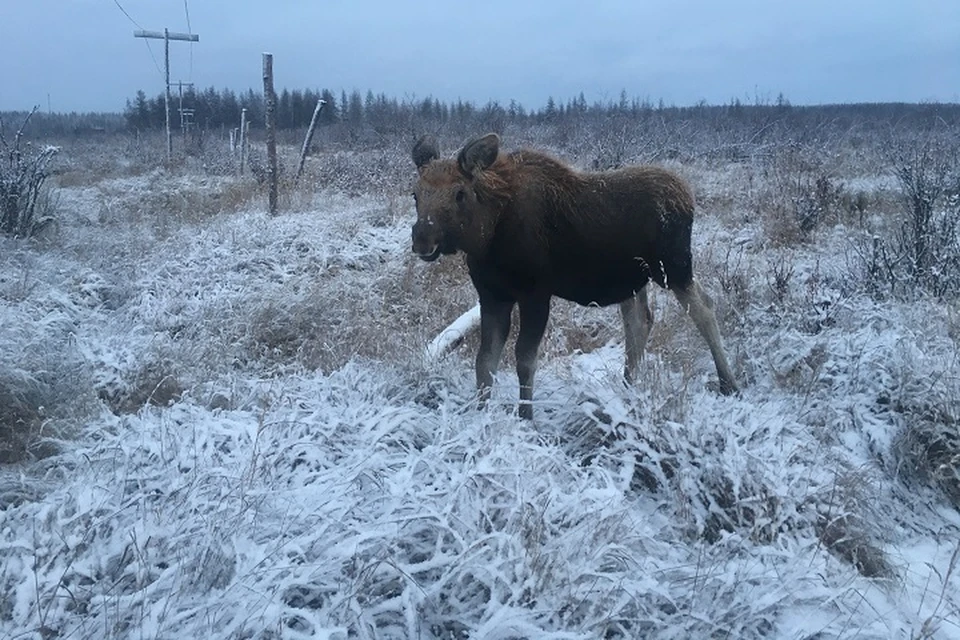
[412,133,738,419]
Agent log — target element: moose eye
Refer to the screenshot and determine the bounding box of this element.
[455,189,465,204]
[412,192,418,203]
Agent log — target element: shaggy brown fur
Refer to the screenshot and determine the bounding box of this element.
[412,133,737,419]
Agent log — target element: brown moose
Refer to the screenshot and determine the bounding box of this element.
[411,133,738,419]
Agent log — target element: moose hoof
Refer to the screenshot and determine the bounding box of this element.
[476,386,492,410]
[710,378,740,396]
[717,378,740,396]
[518,402,534,420]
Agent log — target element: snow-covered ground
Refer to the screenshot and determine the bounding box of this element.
[1,162,959,639]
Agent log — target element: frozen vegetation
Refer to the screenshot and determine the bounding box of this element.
[1,109,960,639]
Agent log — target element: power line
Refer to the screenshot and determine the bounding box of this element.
[141,42,165,79]
[183,0,193,82]
[112,0,142,29]
[111,0,164,78]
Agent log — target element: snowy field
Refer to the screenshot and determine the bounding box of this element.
[2,140,960,639]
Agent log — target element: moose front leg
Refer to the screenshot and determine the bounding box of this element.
[476,298,513,407]
[515,297,550,420]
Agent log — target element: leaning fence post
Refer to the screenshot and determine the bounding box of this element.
[295,98,326,183]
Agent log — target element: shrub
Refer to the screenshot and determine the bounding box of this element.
[0,378,44,463]
[0,109,59,238]
[757,147,847,244]
[856,133,960,300]
[893,399,960,510]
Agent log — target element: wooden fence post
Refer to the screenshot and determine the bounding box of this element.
[239,108,248,176]
[262,53,278,215]
[295,98,326,183]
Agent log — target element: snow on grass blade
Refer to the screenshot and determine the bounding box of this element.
[1,354,954,639]
[3,171,960,638]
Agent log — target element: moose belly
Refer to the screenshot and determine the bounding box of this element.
[551,260,652,307]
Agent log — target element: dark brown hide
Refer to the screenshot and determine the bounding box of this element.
[412,133,737,419]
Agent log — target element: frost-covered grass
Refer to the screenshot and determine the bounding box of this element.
[2,149,960,639]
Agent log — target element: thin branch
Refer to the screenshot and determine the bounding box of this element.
[15,106,40,146]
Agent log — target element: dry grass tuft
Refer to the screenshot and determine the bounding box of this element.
[97,363,183,416]
[0,379,44,463]
[894,405,960,510]
[817,512,894,579]
[230,252,478,375]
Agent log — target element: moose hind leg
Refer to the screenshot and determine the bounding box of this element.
[672,280,738,395]
[620,286,654,384]
[515,298,550,420]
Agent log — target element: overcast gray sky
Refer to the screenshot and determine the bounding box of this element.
[2,0,958,113]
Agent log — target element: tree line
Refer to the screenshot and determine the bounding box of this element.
[119,86,960,137]
[122,86,458,132]
[4,88,957,142]
[122,86,781,132]
[121,86,547,134]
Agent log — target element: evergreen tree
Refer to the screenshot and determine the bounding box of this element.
[124,90,150,129]
[290,89,306,126]
[320,89,338,124]
[340,90,350,122]
[222,89,240,128]
[348,90,364,124]
[278,89,292,129]
[544,96,557,122]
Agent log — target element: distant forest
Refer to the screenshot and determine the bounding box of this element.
[120,88,960,137]
[3,87,959,143]
[117,87,707,132]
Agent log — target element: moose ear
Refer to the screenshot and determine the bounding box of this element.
[457,133,500,176]
[412,135,440,170]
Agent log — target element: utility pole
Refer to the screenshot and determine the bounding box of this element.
[175,81,195,140]
[133,28,199,163]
